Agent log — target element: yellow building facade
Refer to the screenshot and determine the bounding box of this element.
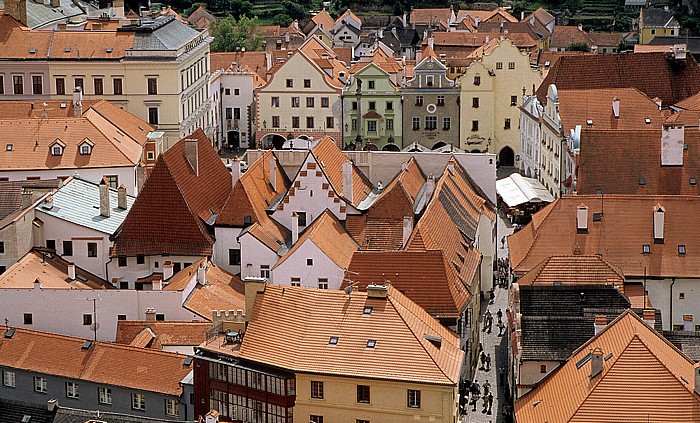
[294,373,459,423]
[459,39,543,167]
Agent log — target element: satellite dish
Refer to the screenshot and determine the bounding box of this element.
[90,322,100,331]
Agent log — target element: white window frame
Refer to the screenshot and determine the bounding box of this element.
[99,386,112,404]
[34,376,47,393]
[132,392,146,410]
[51,145,63,156]
[80,144,91,155]
[3,371,15,387]
[66,381,79,398]
[165,398,179,416]
[408,389,421,408]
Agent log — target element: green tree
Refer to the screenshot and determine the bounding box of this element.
[283,1,307,20]
[272,13,293,27]
[210,15,263,52]
[566,42,591,52]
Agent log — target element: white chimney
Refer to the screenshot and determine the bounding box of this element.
[577,23,583,31]
[67,263,76,281]
[21,190,33,209]
[99,177,110,218]
[401,161,409,172]
[594,315,607,335]
[185,139,199,175]
[378,28,384,39]
[447,159,455,175]
[117,184,127,209]
[152,278,162,290]
[163,261,174,280]
[231,158,242,186]
[612,97,620,118]
[428,33,434,49]
[653,204,664,242]
[291,212,299,244]
[34,278,41,290]
[47,399,57,412]
[402,216,413,248]
[643,309,656,327]
[576,204,588,232]
[269,157,277,192]
[684,314,694,331]
[197,262,206,285]
[293,20,299,30]
[205,410,220,423]
[366,284,389,299]
[72,87,83,117]
[145,307,156,321]
[342,161,353,204]
[590,349,603,378]
[402,12,407,27]
[424,174,436,202]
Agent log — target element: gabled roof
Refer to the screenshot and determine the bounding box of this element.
[349,47,404,76]
[310,136,375,208]
[524,7,555,27]
[0,327,192,396]
[409,8,453,25]
[115,321,211,349]
[231,284,463,385]
[308,9,335,32]
[0,100,96,119]
[457,7,518,24]
[675,90,700,110]
[535,52,700,106]
[274,209,358,270]
[187,5,216,28]
[515,310,700,422]
[336,9,361,27]
[0,179,61,220]
[517,255,625,286]
[508,195,700,278]
[550,25,595,49]
[210,51,267,78]
[0,249,112,290]
[642,7,680,28]
[112,129,231,257]
[37,178,134,235]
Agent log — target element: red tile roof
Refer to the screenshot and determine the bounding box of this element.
[515,310,700,422]
[0,249,111,289]
[210,51,268,78]
[516,255,625,287]
[115,321,211,349]
[536,52,700,106]
[0,327,191,396]
[409,8,453,25]
[509,195,700,278]
[112,129,231,256]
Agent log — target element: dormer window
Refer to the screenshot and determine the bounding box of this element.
[79,138,94,155]
[49,139,66,157]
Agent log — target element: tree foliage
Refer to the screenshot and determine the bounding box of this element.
[272,13,293,27]
[283,1,308,20]
[566,42,591,52]
[210,15,263,52]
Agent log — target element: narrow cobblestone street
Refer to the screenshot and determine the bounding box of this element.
[462,213,513,423]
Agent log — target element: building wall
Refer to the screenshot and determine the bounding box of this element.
[477,213,496,292]
[107,254,206,288]
[211,71,256,150]
[272,239,345,289]
[0,367,188,420]
[640,26,679,45]
[539,85,563,198]
[213,227,243,276]
[516,360,560,397]
[402,91,460,150]
[0,209,35,272]
[0,287,205,341]
[519,95,542,179]
[0,166,138,196]
[294,373,459,423]
[256,53,342,146]
[0,63,51,99]
[645,277,700,331]
[239,232,281,280]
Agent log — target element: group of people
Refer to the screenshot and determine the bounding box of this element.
[496,257,510,288]
[482,308,506,337]
[468,379,494,415]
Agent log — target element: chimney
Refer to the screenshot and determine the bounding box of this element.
[99,177,110,218]
[205,410,220,423]
[594,315,607,335]
[163,261,174,280]
[197,262,207,285]
[47,399,57,412]
[244,277,267,319]
[367,284,389,299]
[612,97,620,118]
[21,190,33,209]
[5,0,28,26]
[293,19,299,30]
[342,161,353,204]
[145,308,156,321]
[684,314,694,331]
[428,33,435,49]
[402,216,413,248]
[402,12,407,28]
[577,23,583,31]
[112,0,125,18]
[185,139,199,175]
[643,309,656,327]
[424,174,436,202]
[401,161,409,172]
[695,366,700,396]
[34,278,41,290]
[654,98,662,110]
[378,28,384,39]
[576,204,588,233]
[50,0,59,6]
[590,348,603,378]
[653,204,664,242]
[269,157,277,192]
[231,157,242,186]
[117,184,127,209]
[67,263,76,281]
[152,278,162,290]
[72,87,83,117]
[291,212,299,244]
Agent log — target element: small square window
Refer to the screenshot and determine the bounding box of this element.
[679,245,686,255]
[363,306,373,315]
[540,364,547,373]
[691,178,697,185]
[118,256,127,267]
[23,313,32,325]
[639,178,646,186]
[328,336,339,345]
[304,79,311,88]
[117,314,127,320]
[592,213,602,222]
[119,282,128,289]
[307,258,313,266]
[642,244,650,254]
[679,292,685,300]
[508,61,515,70]
[496,62,503,70]
[136,254,145,264]
[366,339,377,348]
[286,79,293,88]
[368,80,375,89]
[156,313,165,321]
[83,314,92,325]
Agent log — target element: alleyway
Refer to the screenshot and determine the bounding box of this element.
[462,213,513,423]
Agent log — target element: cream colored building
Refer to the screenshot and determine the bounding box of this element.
[459,39,542,167]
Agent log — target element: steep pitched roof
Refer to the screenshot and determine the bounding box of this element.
[675,90,700,110]
[577,128,700,195]
[0,327,191,396]
[309,9,335,32]
[0,179,61,220]
[642,7,680,27]
[112,129,231,257]
[515,310,700,422]
[536,52,700,106]
[336,9,361,27]
[517,255,625,286]
[115,321,210,349]
[508,195,700,278]
[232,284,463,385]
[457,7,517,24]
[187,5,216,28]
[550,25,595,49]
[274,210,358,270]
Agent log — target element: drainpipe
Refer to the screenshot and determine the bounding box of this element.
[670,278,675,331]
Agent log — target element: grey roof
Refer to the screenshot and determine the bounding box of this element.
[642,7,680,27]
[650,36,700,52]
[2,0,84,29]
[663,330,700,361]
[625,0,646,5]
[54,407,182,423]
[0,398,55,423]
[36,178,134,235]
[125,16,201,50]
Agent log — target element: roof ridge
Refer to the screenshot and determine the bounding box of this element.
[630,334,698,396]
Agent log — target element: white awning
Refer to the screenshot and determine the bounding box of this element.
[496,173,555,207]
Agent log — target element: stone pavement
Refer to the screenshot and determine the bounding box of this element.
[461,212,514,423]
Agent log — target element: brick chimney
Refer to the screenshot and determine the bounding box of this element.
[4,0,28,27]
[424,174,435,202]
[653,204,665,243]
[117,184,127,209]
[244,277,267,318]
[197,261,206,285]
[99,177,110,218]
[612,97,620,118]
[185,139,199,176]
[402,216,413,248]
[47,399,57,412]
[594,315,607,335]
[643,309,656,327]
[231,157,242,187]
[21,190,33,209]
[684,314,694,332]
[342,161,353,204]
[577,204,588,233]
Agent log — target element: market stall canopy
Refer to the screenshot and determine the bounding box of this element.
[496,173,555,207]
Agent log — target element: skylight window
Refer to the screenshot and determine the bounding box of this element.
[363,306,373,315]
[106,48,113,53]
[6,144,12,151]
[592,213,602,222]
[691,178,697,186]
[645,118,651,124]
[586,120,593,126]
[642,244,651,254]
[639,178,646,186]
[64,47,71,53]
[679,244,686,255]
[328,336,338,345]
[366,339,377,348]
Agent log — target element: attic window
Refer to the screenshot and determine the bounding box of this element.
[645,118,652,124]
[328,336,339,345]
[592,213,602,222]
[639,178,646,186]
[79,143,92,155]
[6,144,12,151]
[366,339,377,348]
[106,48,113,53]
[684,144,689,151]
[60,103,67,109]
[595,188,603,195]
[51,144,63,156]
[21,416,30,423]
[363,306,373,315]
[81,340,93,350]
[64,47,71,53]
[642,244,651,254]
[4,328,15,338]
[243,215,252,225]
[604,353,613,361]
[424,334,442,348]
[691,178,697,185]
[184,356,194,366]
[29,48,36,54]
[679,244,686,255]
[586,120,593,126]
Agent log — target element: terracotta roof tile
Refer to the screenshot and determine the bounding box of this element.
[116,321,211,349]
[311,137,375,207]
[0,100,98,119]
[210,51,268,78]
[409,8,453,25]
[458,8,518,23]
[0,249,111,289]
[536,52,700,106]
[230,284,463,385]
[515,310,700,422]
[675,90,700,110]
[309,9,335,31]
[516,255,625,286]
[0,327,192,396]
[509,195,700,278]
[550,25,595,49]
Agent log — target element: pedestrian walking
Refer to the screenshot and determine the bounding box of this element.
[470,392,478,411]
[480,352,486,369]
[486,353,492,371]
[487,392,494,415]
[497,308,503,323]
[501,235,506,248]
[481,392,489,413]
[498,319,505,336]
[483,379,491,395]
[487,313,493,334]
[473,380,481,395]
